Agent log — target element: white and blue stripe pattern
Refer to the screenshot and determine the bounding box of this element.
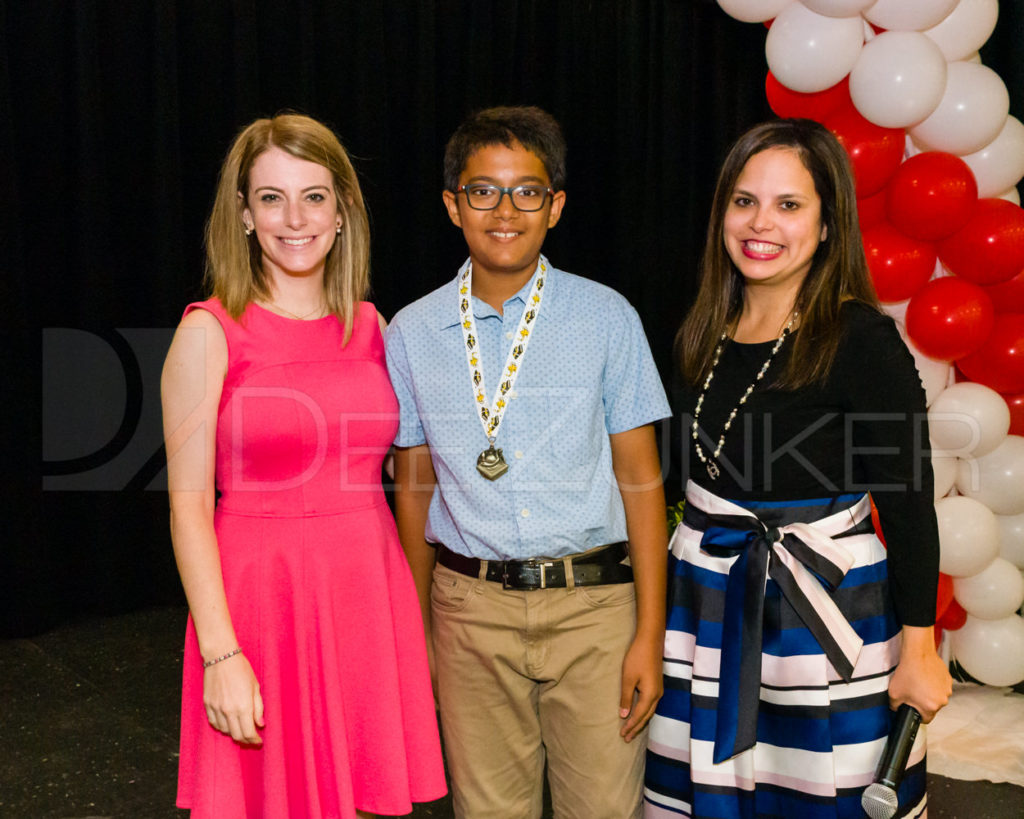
[644,481,927,819]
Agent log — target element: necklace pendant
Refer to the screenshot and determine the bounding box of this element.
[706,460,720,480]
[477,445,509,480]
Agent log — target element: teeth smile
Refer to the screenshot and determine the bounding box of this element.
[746,240,782,253]
[491,231,518,239]
[282,237,314,246]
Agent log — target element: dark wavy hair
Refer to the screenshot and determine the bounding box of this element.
[443,105,567,191]
[678,118,880,389]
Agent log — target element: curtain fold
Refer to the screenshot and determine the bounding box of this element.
[5,0,1021,635]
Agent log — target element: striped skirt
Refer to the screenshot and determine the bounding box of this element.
[644,481,927,819]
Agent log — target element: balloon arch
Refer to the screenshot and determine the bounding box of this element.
[718,0,1024,687]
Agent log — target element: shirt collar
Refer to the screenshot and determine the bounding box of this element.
[439,257,561,329]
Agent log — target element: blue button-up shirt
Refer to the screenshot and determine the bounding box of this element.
[385,262,670,560]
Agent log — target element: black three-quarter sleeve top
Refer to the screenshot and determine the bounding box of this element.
[670,300,939,627]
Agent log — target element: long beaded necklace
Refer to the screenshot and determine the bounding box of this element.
[692,312,798,480]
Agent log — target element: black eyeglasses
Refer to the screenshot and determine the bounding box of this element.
[455,183,555,212]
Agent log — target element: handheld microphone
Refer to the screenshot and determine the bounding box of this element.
[861,704,922,819]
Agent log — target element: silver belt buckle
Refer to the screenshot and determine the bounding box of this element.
[502,559,556,589]
[524,559,541,589]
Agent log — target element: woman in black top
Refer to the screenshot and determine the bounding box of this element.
[644,119,951,819]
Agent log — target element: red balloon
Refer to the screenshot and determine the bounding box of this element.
[983,269,1024,314]
[857,189,889,232]
[937,599,967,632]
[905,277,995,361]
[1003,392,1024,436]
[765,72,850,122]
[826,108,904,197]
[886,152,978,241]
[957,312,1024,394]
[870,495,885,546]
[862,223,936,302]
[938,199,1024,285]
[936,572,954,619]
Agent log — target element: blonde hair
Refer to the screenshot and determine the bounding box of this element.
[204,113,370,342]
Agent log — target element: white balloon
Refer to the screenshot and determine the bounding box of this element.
[765,4,864,93]
[960,117,1024,199]
[932,449,958,499]
[849,32,947,128]
[922,0,999,62]
[864,0,958,31]
[928,382,1010,457]
[954,557,1024,619]
[997,512,1024,569]
[883,299,909,325]
[904,133,926,158]
[955,435,1024,516]
[799,0,875,17]
[935,495,1001,576]
[910,343,953,408]
[908,62,1010,156]
[717,0,793,23]
[997,187,1022,206]
[894,304,953,407]
[950,614,1024,686]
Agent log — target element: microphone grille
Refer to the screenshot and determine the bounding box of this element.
[861,783,899,819]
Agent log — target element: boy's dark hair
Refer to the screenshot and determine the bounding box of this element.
[443,106,567,192]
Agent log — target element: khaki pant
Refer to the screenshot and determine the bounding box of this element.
[431,560,645,819]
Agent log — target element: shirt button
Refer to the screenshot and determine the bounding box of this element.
[505,331,514,340]
[521,508,530,517]
[514,450,523,459]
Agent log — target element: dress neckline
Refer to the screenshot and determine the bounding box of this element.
[250,301,337,323]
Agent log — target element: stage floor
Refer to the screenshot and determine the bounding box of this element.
[1,606,1021,818]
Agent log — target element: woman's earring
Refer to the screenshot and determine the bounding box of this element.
[244,224,254,236]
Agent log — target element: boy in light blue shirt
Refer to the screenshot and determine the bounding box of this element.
[386,106,670,819]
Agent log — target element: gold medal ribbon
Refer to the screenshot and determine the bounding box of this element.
[458,256,547,454]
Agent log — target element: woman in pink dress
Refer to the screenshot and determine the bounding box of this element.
[161,113,445,818]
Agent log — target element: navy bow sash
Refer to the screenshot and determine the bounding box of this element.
[682,485,872,764]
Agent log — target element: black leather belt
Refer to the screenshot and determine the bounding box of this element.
[436,543,633,590]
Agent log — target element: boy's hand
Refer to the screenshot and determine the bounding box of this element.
[609,424,668,743]
[619,631,664,742]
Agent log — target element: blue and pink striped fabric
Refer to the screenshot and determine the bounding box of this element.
[644,481,927,819]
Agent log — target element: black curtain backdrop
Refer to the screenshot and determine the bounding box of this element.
[4,1,1022,636]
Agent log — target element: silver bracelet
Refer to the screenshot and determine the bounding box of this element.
[202,647,242,668]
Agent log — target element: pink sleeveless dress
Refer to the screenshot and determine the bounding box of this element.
[175,299,445,818]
